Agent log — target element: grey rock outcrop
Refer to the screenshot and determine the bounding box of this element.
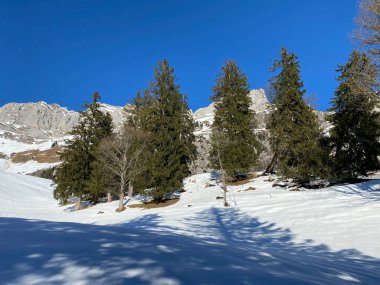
[0,101,126,142]
[0,102,79,141]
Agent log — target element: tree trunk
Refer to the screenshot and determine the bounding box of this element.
[221,172,229,207]
[265,153,278,175]
[107,192,112,203]
[75,197,81,211]
[128,181,134,197]
[118,178,125,211]
[118,192,124,211]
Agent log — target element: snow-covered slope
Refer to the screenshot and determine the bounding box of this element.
[0,102,128,174]
[0,171,379,284]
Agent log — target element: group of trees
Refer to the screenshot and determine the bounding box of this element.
[53,0,380,209]
[209,47,380,187]
[54,60,196,210]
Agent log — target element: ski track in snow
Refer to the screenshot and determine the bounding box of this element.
[0,171,380,284]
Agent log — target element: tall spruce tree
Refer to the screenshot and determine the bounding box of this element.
[128,90,156,192]
[210,60,260,179]
[328,50,380,179]
[54,92,113,208]
[132,60,196,201]
[268,48,324,184]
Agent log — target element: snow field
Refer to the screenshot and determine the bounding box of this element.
[0,171,380,284]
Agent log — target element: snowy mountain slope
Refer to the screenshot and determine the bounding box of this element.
[0,137,63,174]
[0,102,127,174]
[0,171,379,284]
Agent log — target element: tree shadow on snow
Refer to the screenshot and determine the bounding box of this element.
[0,208,379,285]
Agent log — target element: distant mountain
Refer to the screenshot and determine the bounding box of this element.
[0,101,127,143]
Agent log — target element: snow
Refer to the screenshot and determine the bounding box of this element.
[4,160,60,174]
[0,137,55,156]
[0,137,67,174]
[0,171,380,284]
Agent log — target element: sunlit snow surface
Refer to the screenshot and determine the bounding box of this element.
[0,171,380,284]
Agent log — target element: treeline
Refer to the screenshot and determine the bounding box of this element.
[52,46,380,210]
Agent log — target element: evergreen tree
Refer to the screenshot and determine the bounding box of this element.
[85,149,114,203]
[128,90,156,193]
[54,92,113,208]
[132,60,196,201]
[268,48,324,184]
[210,60,261,179]
[328,50,380,179]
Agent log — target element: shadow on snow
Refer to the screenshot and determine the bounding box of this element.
[0,208,379,285]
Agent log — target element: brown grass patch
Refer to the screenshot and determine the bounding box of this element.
[11,146,62,163]
[128,198,179,209]
[115,206,127,212]
[225,173,257,186]
[0,152,7,159]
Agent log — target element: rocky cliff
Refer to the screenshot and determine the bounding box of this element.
[0,101,126,143]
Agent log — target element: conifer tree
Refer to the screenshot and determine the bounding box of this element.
[54,92,113,208]
[268,48,324,184]
[210,60,260,179]
[132,60,196,201]
[85,149,114,203]
[328,50,380,179]
[128,90,157,193]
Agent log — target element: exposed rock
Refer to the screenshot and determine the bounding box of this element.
[0,102,79,140]
[0,101,127,142]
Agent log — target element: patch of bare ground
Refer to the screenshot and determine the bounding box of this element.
[226,174,257,186]
[128,198,179,209]
[0,131,36,143]
[11,146,62,163]
[0,152,7,159]
[115,206,126,212]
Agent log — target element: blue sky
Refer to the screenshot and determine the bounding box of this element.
[0,0,357,111]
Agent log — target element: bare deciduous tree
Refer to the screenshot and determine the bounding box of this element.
[355,0,380,61]
[212,130,230,207]
[98,126,148,211]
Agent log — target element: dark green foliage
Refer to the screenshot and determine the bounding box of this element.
[210,60,261,178]
[128,90,157,193]
[268,48,325,184]
[131,60,196,201]
[54,92,113,205]
[85,150,115,203]
[31,167,56,180]
[328,50,380,179]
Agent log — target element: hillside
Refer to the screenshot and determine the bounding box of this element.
[0,171,379,284]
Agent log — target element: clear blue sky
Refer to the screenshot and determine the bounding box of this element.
[0,0,358,111]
